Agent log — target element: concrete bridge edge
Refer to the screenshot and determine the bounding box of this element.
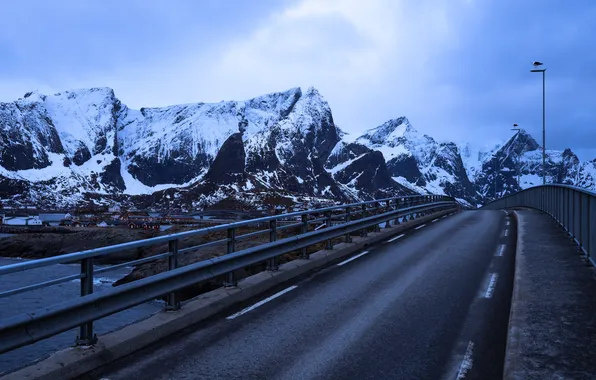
[502,210,526,380]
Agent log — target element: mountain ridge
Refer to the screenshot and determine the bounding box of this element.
[0,86,593,210]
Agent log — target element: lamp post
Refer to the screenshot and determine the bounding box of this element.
[494,156,499,200]
[530,61,546,185]
[512,123,521,186]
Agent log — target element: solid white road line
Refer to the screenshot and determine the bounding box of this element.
[496,245,505,257]
[456,341,475,379]
[337,250,370,266]
[386,234,406,243]
[226,285,298,320]
[484,273,498,298]
[414,224,426,230]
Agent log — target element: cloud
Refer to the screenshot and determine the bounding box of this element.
[0,0,595,160]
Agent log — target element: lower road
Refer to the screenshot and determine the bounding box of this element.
[86,210,516,380]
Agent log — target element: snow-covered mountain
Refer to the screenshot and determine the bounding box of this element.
[474,129,596,202]
[0,87,414,210]
[0,86,593,210]
[349,117,477,205]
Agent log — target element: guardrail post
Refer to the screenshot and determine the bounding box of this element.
[325,211,333,249]
[300,214,309,259]
[223,228,237,287]
[165,239,180,310]
[345,207,352,243]
[588,196,593,264]
[579,194,585,255]
[393,199,400,225]
[267,220,279,270]
[361,204,367,237]
[374,202,381,232]
[384,200,391,228]
[76,257,97,346]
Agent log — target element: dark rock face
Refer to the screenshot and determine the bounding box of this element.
[333,151,392,192]
[386,154,426,186]
[100,158,126,192]
[205,133,246,184]
[128,152,212,186]
[432,143,476,202]
[325,142,414,199]
[0,101,64,171]
[326,142,370,168]
[72,144,92,166]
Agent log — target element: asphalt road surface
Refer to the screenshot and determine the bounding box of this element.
[86,210,516,380]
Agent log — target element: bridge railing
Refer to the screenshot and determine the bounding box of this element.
[0,194,458,354]
[483,184,595,266]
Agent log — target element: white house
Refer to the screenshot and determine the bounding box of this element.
[4,216,42,226]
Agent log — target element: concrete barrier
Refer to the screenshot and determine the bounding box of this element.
[1,209,454,380]
[502,210,524,379]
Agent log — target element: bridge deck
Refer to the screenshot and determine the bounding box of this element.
[505,209,596,379]
[84,210,515,380]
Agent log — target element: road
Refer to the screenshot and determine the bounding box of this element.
[85,210,516,380]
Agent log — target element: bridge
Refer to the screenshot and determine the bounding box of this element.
[0,187,595,379]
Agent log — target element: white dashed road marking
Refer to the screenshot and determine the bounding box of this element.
[456,341,475,379]
[484,273,498,298]
[337,250,370,266]
[227,285,298,320]
[496,245,505,257]
[386,234,406,243]
[414,224,426,230]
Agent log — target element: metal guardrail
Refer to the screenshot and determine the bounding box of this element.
[482,184,595,267]
[0,194,457,354]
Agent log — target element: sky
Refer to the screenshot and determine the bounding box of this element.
[1,0,595,160]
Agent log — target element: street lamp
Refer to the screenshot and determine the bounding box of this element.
[531,61,546,185]
[511,123,521,186]
[493,156,499,200]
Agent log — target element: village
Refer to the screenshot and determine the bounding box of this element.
[0,202,302,232]
[0,204,212,231]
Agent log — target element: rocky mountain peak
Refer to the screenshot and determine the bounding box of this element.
[494,129,540,160]
[357,117,414,145]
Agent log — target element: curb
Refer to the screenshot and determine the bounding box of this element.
[502,210,526,380]
[1,209,455,380]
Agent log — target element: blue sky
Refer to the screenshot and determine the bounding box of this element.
[1,0,595,159]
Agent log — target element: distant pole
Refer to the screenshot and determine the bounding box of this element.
[512,124,521,188]
[494,157,498,200]
[531,62,547,185]
[542,70,546,185]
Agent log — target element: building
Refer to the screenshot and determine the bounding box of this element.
[3,216,43,226]
[97,220,119,228]
[39,213,68,226]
